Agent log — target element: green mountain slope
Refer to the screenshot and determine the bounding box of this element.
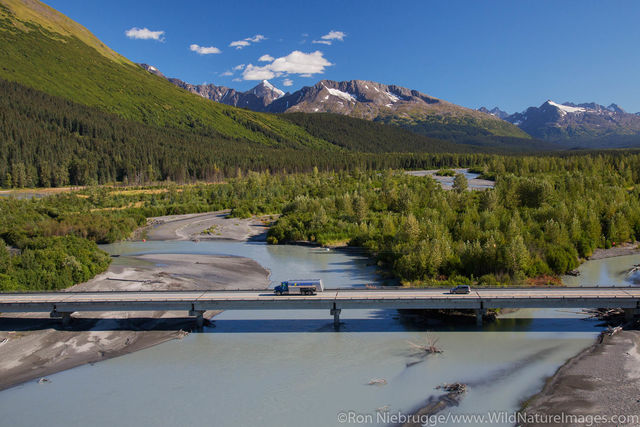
[0,78,321,187]
[376,108,531,141]
[280,113,469,153]
[0,0,331,148]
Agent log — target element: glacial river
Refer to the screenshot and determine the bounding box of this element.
[1,241,638,427]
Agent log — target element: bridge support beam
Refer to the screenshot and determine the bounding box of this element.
[50,310,72,327]
[624,308,639,323]
[189,310,205,330]
[475,309,486,327]
[330,305,341,329]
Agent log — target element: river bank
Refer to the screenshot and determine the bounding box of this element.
[0,212,271,390]
[521,328,640,426]
[513,246,640,425]
[588,242,640,260]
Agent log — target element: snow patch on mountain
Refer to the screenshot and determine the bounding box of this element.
[324,85,356,102]
[385,91,399,103]
[547,100,586,114]
[261,80,284,98]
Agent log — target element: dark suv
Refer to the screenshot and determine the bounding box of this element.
[450,285,471,294]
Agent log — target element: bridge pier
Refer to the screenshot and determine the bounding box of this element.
[475,309,486,327]
[50,310,72,327]
[189,310,205,330]
[330,305,341,329]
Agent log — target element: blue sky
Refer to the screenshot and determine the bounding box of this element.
[46,0,640,113]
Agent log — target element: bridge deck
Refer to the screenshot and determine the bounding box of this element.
[1,288,639,313]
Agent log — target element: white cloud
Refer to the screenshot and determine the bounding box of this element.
[300,73,312,78]
[220,71,233,76]
[190,44,221,55]
[232,77,242,82]
[259,54,275,62]
[312,30,346,46]
[230,34,266,49]
[242,50,332,81]
[125,27,165,41]
[242,64,276,80]
[270,51,332,74]
[229,40,250,49]
[246,34,266,43]
[321,30,346,41]
[282,79,293,87]
[233,64,245,71]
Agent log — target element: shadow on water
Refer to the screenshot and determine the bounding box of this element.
[0,314,598,333]
[398,346,563,426]
[465,346,562,388]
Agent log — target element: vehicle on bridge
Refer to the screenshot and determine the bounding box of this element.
[450,285,471,294]
[274,280,324,295]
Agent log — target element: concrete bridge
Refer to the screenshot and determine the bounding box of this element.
[1,287,639,328]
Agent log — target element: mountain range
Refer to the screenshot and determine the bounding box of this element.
[479,101,640,146]
[138,64,530,143]
[140,64,287,112]
[142,62,640,148]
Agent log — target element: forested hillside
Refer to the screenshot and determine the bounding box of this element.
[0,79,484,188]
[379,113,560,152]
[280,113,468,153]
[0,78,326,187]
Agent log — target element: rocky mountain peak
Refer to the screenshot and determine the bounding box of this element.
[477,106,509,120]
[138,63,165,79]
[250,80,285,104]
[504,99,640,143]
[606,103,625,114]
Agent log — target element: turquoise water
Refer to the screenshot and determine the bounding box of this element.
[563,253,640,287]
[0,240,605,427]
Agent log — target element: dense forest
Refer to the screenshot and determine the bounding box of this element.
[2,151,639,291]
[280,112,471,153]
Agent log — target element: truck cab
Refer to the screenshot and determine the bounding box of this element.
[274,279,324,296]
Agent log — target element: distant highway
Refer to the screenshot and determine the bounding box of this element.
[1,287,639,327]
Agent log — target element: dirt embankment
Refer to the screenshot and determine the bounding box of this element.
[588,242,640,260]
[521,329,640,426]
[139,210,273,242]
[0,211,271,391]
